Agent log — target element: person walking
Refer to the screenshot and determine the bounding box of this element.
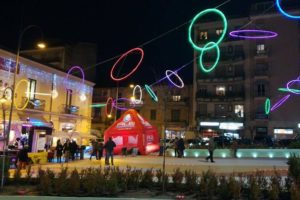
[206,137,215,163]
[104,137,116,165]
[174,137,179,157]
[90,139,98,160]
[56,139,63,163]
[97,142,104,160]
[63,139,71,163]
[177,138,185,158]
[70,140,78,161]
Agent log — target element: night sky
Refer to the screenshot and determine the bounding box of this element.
[0,0,267,87]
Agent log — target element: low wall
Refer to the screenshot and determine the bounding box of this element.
[166,148,300,158]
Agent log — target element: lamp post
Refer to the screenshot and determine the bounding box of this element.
[1,25,45,189]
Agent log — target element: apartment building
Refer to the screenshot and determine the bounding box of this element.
[193,1,300,140]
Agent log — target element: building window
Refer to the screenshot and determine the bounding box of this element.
[93,107,101,118]
[199,85,207,95]
[150,109,156,120]
[171,109,180,122]
[66,89,72,106]
[118,92,122,98]
[198,104,207,115]
[215,104,227,117]
[172,95,181,102]
[216,86,226,96]
[27,79,36,100]
[235,105,244,117]
[256,44,265,54]
[216,28,223,35]
[199,31,208,40]
[257,83,265,96]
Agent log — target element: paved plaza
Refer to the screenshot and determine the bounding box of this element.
[27,155,288,175]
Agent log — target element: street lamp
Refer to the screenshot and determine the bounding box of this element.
[2,25,45,189]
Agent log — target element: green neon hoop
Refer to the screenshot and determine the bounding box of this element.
[145,84,158,102]
[188,8,227,51]
[199,42,220,73]
[265,98,271,115]
[278,87,300,93]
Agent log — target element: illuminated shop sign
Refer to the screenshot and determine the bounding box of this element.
[116,114,135,129]
[219,122,243,130]
[200,122,220,126]
[274,129,293,134]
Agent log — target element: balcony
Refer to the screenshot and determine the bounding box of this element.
[165,120,188,128]
[197,71,245,82]
[255,112,269,120]
[196,92,245,101]
[63,104,79,115]
[254,50,269,58]
[22,97,46,111]
[166,97,189,106]
[254,69,269,77]
[196,112,244,122]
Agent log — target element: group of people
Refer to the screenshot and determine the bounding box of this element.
[90,137,116,165]
[55,139,78,163]
[173,137,185,158]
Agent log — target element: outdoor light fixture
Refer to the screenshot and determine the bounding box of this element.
[51,89,58,99]
[79,93,87,102]
[37,42,46,49]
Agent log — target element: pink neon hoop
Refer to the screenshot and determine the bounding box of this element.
[110,48,144,81]
[165,70,184,88]
[65,66,85,88]
[105,97,114,116]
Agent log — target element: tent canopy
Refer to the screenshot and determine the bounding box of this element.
[104,109,159,155]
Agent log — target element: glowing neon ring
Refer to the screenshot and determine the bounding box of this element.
[145,84,158,102]
[286,79,300,95]
[132,85,142,103]
[264,98,271,115]
[278,88,300,93]
[105,97,114,116]
[188,8,227,51]
[199,42,220,73]
[14,79,30,111]
[110,48,144,81]
[165,70,184,88]
[65,66,85,86]
[112,98,134,111]
[229,30,278,39]
[270,94,290,112]
[276,0,300,19]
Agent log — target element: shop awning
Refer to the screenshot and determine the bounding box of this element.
[18,113,53,128]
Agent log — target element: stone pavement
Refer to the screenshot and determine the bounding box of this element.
[1,196,172,200]
[24,155,288,175]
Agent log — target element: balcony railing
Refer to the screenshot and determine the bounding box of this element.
[63,104,79,115]
[255,112,268,120]
[255,50,269,58]
[196,92,245,100]
[195,112,244,122]
[22,97,46,111]
[197,71,245,81]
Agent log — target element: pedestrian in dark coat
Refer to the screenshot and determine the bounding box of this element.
[104,137,116,165]
[206,138,215,163]
[177,138,185,158]
[17,146,29,169]
[63,139,71,163]
[56,139,63,163]
[70,140,78,161]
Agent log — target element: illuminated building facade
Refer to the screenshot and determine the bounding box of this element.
[0,48,94,151]
[193,1,300,140]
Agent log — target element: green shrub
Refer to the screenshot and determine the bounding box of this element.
[228,175,241,200]
[184,170,198,193]
[172,168,184,191]
[199,169,217,199]
[268,170,282,200]
[287,154,300,185]
[140,168,154,189]
[65,168,80,196]
[54,167,68,195]
[248,175,261,200]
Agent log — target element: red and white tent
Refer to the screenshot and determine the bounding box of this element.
[104,109,160,155]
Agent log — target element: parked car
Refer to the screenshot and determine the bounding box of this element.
[278,135,300,147]
[213,136,233,147]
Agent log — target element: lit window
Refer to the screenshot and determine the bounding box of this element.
[27,79,36,100]
[235,105,244,117]
[200,31,208,40]
[172,95,181,102]
[256,44,265,54]
[216,86,226,96]
[216,29,223,35]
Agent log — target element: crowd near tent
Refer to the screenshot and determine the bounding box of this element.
[104,109,160,155]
